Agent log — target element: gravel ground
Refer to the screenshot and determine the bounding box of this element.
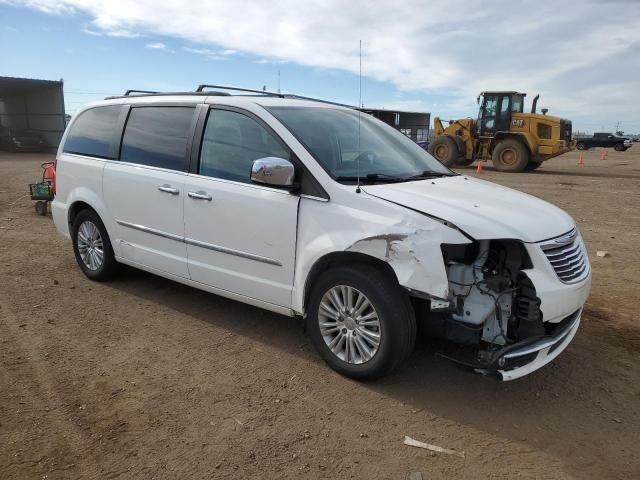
[1,150,639,479]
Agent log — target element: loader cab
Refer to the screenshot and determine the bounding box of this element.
[477,91,526,136]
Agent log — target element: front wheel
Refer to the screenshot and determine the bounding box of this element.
[525,161,543,171]
[306,265,416,380]
[71,209,120,281]
[614,143,625,152]
[428,136,459,167]
[492,139,530,172]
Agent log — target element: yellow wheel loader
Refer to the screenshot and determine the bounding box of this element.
[429,92,575,172]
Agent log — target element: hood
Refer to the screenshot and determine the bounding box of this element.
[362,176,574,243]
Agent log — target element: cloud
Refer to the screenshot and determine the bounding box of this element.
[183,46,232,61]
[145,42,167,49]
[8,0,640,130]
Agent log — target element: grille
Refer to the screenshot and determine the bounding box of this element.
[540,229,588,283]
[560,119,572,142]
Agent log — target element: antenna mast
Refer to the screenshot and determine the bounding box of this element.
[356,40,362,193]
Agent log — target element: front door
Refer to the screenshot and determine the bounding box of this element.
[184,107,299,308]
[479,94,512,136]
[103,105,197,277]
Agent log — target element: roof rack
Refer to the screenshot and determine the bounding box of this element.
[196,84,284,98]
[106,85,355,107]
[124,89,158,96]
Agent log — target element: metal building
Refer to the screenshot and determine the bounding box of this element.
[0,76,66,151]
[361,109,431,142]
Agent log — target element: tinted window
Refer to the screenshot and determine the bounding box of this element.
[63,106,121,158]
[120,107,195,170]
[199,109,289,183]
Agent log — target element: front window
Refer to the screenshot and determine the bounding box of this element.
[267,106,450,183]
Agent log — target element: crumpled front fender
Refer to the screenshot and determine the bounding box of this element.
[346,226,469,300]
[291,195,471,314]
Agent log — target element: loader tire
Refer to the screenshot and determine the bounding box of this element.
[429,136,458,167]
[525,161,543,171]
[456,157,475,167]
[492,139,530,172]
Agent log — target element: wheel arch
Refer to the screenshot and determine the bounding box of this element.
[68,200,97,228]
[302,251,401,314]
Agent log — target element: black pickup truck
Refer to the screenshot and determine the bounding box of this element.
[575,132,632,151]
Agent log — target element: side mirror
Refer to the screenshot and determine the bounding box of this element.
[251,157,296,189]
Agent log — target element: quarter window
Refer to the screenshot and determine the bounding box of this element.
[120,107,195,171]
[63,106,121,158]
[199,109,289,183]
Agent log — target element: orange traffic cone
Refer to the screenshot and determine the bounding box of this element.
[602,149,608,160]
[578,153,584,166]
[476,162,483,173]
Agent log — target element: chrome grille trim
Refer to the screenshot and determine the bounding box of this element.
[539,229,589,283]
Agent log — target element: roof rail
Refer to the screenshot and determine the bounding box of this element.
[124,89,158,96]
[196,84,284,98]
[283,94,355,109]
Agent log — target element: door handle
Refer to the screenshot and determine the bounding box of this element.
[188,191,212,201]
[158,185,180,195]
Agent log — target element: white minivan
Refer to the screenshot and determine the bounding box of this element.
[52,87,591,381]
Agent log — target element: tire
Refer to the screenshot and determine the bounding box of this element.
[491,139,530,172]
[35,201,48,216]
[428,136,459,167]
[525,161,543,171]
[614,143,625,152]
[576,142,587,150]
[456,157,475,167]
[306,265,416,380]
[450,136,474,166]
[71,209,120,281]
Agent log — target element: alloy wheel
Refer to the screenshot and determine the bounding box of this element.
[318,285,382,364]
[77,220,104,271]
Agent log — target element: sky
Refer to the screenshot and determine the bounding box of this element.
[1,0,639,133]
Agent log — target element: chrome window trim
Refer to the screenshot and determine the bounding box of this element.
[300,194,329,202]
[115,219,282,267]
[186,172,292,196]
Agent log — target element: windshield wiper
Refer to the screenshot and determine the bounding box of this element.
[404,170,458,181]
[335,173,408,183]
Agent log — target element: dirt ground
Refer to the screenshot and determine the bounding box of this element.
[1,149,639,479]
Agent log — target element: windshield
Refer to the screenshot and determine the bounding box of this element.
[266,106,452,183]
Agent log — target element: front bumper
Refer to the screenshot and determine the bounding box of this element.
[478,309,581,381]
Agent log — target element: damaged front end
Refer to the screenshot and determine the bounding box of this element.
[422,240,581,380]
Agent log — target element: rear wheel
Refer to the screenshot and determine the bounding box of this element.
[306,265,416,380]
[492,139,530,172]
[428,136,459,167]
[71,209,120,281]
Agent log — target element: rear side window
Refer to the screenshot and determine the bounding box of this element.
[199,109,289,183]
[63,106,121,158]
[120,107,195,171]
